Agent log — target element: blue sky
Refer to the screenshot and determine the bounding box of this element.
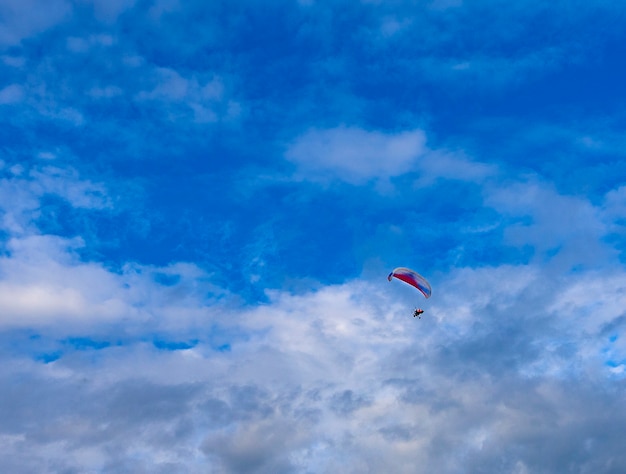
[2,0,626,472]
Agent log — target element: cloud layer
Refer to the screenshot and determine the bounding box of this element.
[2,268,626,473]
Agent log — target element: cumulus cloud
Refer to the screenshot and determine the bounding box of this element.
[0,235,128,327]
[284,126,493,187]
[0,233,229,330]
[285,126,426,184]
[1,266,626,472]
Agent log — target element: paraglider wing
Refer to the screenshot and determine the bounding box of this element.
[388,267,432,298]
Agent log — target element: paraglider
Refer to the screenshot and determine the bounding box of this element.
[387,267,431,298]
[388,267,431,318]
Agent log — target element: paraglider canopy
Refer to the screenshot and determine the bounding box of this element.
[388,267,432,299]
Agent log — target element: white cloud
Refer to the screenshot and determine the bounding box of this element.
[0,0,71,46]
[485,177,614,268]
[87,85,124,99]
[428,0,463,9]
[0,234,227,329]
[285,126,494,187]
[1,55,26,68]
[1,264,626,472]
[415,47,567,89]
[148,0,182,19]
[66,34,115,53]
[0,159,228,330]
[135,68,239,123]
[30,166,111,209]
[603,185,626,220]
[0,175,41,235]
[415,148,495,186]
[76,0,137,22]
[5,76,86,126]
[0,163,111,235]
[285,126,426,184]
[0,84,24,104]
[0,235,130,327]
[379,16,413,38]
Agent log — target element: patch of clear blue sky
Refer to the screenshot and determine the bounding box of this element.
[2,327,237,360]
[2,0,626,299]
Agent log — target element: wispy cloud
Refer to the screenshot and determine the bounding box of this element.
[0,161,109,235]
[0,84,24,104]
[135,67,240,123]
[486,177,616,269]
[0,0,71,46]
